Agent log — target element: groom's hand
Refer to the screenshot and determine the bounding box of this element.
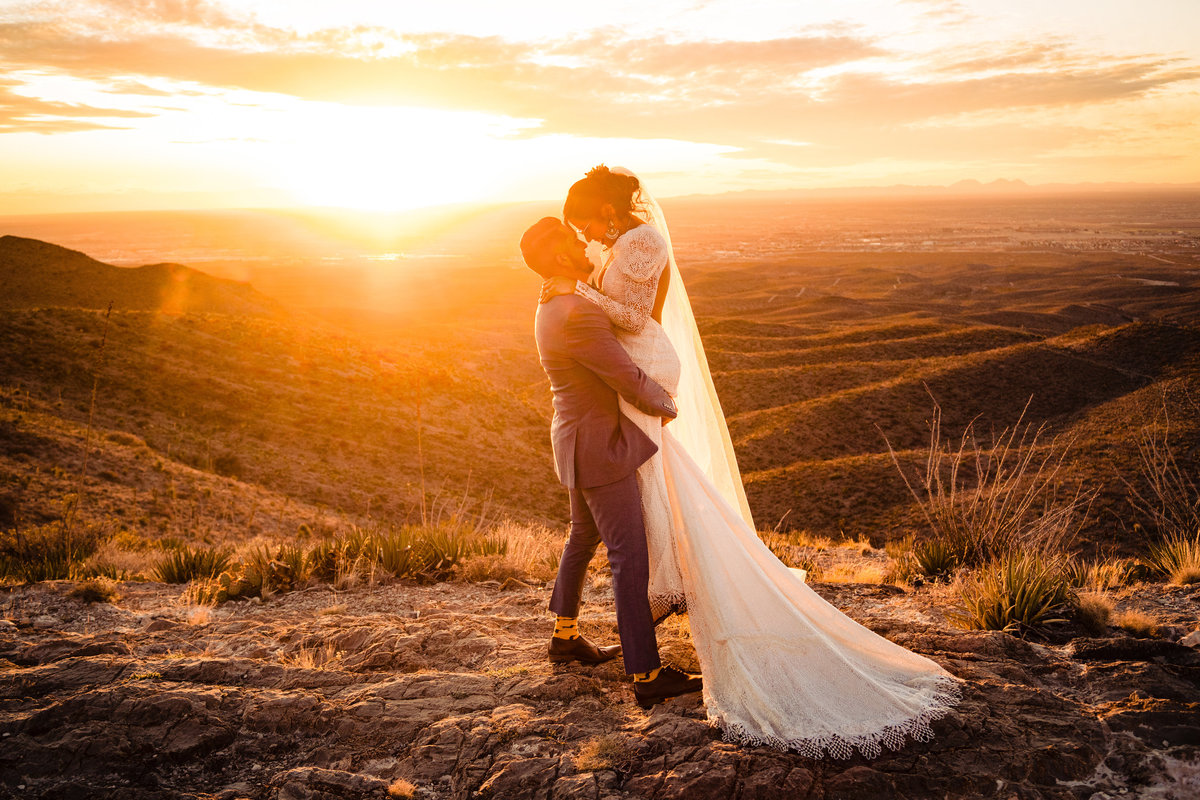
[540,276,577,304]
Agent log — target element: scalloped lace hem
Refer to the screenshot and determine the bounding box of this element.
[649,590,688,624]
[708,675,964,760]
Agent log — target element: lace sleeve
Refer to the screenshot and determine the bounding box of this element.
[572,226,667,333]
[573,280,656,333]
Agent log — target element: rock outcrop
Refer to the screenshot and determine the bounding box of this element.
[1,579,1197,799]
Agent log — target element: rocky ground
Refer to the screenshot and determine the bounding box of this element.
[1,576,1198,800]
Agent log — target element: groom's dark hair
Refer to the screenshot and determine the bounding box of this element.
[520,217,575,278]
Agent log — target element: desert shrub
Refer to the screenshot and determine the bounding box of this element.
[76,562,134,581]
[373,529,418,577]
[882,534,919,584]
[1143,531,1200,585]
[1074,592,1113,635]
[151,545,233,583]
[953,552,1075,634]
[212,452,243,479]
[104,431,146,448]
[0,522,107,582]
[1124,414,1200,541]
[0,493,17,528]
[306,529,376,581]
[413,526,470,579]
[884,398,1091,568]
[242,544,307,596]
[69,578,120,604]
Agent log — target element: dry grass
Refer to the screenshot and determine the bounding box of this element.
[185,605,212,626]
[68,577,120,604]
[1114,609,1159,638]
[1145,532,1200,586]
[1074,592,1114,635]
[80,539,154,578]
[575,734,628,772]
[457,520,563,585]
[822,564,886,584]
[281,642,344,670]
[387,779,417,799]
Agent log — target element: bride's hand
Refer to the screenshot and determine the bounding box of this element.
[539,276,577,304]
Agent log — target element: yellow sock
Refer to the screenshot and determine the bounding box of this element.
[553,616,579,640]
[633,667,661,683]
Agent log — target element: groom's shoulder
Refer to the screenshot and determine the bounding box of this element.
[539,294,601,326]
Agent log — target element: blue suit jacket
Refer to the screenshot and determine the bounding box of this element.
[534,294,677,489]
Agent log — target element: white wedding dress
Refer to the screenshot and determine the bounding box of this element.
[573,169,963,759]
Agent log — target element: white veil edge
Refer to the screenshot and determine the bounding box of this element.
[611,167,756,531]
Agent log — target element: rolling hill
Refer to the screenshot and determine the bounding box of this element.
[3,189,1200,555]
[0,235,282,315]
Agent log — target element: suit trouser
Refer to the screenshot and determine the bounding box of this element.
[548,471,661,675]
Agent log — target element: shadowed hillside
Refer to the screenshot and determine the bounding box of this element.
[677,245,1200,549]
[0,236,283,316]
[4,192,1200,554]
[0,306,561,542]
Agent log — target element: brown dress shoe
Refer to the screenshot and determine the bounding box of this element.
[633,665,703,708]
[548,635,622,665]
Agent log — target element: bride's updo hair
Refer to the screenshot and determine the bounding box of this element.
[563,164,645,222]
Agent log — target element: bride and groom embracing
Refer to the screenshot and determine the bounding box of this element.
[519,166,962,759]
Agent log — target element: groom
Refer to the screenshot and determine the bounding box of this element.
[520,217,701,707]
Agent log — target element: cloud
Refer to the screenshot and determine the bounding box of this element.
[0,76,156,133]
[1,3,1198,179]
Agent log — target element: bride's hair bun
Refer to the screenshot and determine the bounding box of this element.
[564,164,645,222]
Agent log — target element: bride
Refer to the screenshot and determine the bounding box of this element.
[540,165,963,759]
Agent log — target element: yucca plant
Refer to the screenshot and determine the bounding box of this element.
[374,529,418,577]
[413,526,469,579]
[1144,531,1200,585]
[912,538,964,581]
[0,522,106,582]
[151,545,233,583]
[953,551,1075,634]
[76,562,134,581]
[469,533,510,558]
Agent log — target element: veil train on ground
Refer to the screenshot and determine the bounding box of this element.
[608,167,964,758]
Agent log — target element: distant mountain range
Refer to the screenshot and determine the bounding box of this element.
[674,179,1200,202]
[0,235,282,315]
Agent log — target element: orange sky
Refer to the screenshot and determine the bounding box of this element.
[2,0,1199,213]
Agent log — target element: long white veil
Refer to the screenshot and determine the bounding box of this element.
[611,167,756,531]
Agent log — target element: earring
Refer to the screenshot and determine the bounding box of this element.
[604,219,620,241]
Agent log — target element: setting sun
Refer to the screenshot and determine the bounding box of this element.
[1,0,1198,214]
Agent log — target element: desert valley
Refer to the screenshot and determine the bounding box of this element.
[2,189,1199,799]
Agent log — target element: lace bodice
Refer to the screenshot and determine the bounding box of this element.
[574,224,668,333]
